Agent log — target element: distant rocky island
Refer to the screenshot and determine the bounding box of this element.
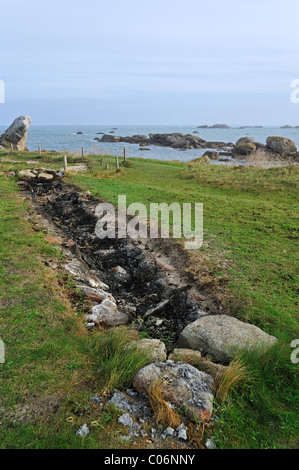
[196,124,231,129]
[94,132,234,150]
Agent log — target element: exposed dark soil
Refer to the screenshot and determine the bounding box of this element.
[21,177,219,349]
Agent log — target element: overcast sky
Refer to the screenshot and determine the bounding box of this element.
[1,0,299,125]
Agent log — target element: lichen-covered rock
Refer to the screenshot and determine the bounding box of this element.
[266,136,297,155]
[18,170,36,178]
[178,315,278,363]
[133,361,214,422]
[232,142,256,156]
[0,116,32,151]
[127,339,167,362]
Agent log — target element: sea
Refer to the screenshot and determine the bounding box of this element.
[1,125,298,164]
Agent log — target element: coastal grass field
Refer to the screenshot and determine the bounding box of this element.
[0,149,298,449]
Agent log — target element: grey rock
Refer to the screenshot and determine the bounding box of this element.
[126,338,167,362]
[0,115,32,151]
[86,299,129,326]
[177,428,188,440]
[205,438,217,449]
[236,137,255,146]
[19,170,36,178]
[38,172,54,180]
[178,315,278,363]
[133,361,214,422]
[108,390,151,417]
[266,136,297,155]
[118,413,133,427]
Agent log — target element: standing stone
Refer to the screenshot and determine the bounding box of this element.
[0,116,32,151]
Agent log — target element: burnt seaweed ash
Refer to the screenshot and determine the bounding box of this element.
[25,177,204,348]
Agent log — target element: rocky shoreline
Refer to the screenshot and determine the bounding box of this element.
[94,131,299,161]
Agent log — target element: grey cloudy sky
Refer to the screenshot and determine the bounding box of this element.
[1,0,299,125]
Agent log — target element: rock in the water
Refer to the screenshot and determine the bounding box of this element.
[205,438,217,449]
[133,361,214,422]
[266,136,297,155]
[0,116,32,151]
[18,170,36,178]
[178,315,278,363]
[127,339,167,362]
[86,299,129,326]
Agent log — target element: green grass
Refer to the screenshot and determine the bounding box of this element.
[66,153,299,449]
[0,173,149,449]
[0,149,298,449]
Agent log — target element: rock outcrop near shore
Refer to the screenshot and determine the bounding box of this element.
[97,132,233,150]
[0,115,32,151]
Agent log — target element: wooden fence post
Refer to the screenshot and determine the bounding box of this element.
[124,147,127,162]
[38,145,41,157]
[115,155,120,171]
[100,157,104,166]
[82,147,85,159]
[63,155,68,172]
[10,143,13,153]
[105,163,109,170]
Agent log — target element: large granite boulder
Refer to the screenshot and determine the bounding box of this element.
[133,360,214,422]
[232,142,256,156]
[0,115,32,150]
[266,136,297,155]
[178,315,278,363]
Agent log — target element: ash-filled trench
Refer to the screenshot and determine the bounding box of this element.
[22,177,207,349]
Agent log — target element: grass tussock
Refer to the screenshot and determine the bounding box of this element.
[90,327,150,396]
[216,358,250,403]
[148,378,182,428]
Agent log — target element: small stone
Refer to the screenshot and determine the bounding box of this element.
[76,424,89,437]
[164,427,175,437]
[205,438,217,449]
[177,428,188,441]
[118,413,133,427]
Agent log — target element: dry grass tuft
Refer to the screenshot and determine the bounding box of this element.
[148,378,182,428]
[216,358,250,403]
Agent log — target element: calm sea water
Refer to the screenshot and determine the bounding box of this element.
[1,125,299,163]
